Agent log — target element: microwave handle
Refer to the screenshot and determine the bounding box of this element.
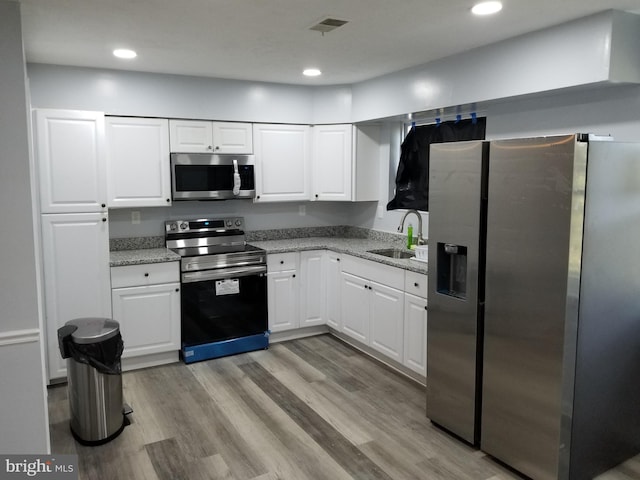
[233,159,241,196]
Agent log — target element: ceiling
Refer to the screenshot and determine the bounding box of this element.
[18,0,640,86]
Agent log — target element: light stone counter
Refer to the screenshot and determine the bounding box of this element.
[110,248,180,267]
[249,237,428,274]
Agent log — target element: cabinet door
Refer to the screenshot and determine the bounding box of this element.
[325,251,342,329]
[169,119,213,153]
[41,213,111,380]
[106,117,171,208]
[340,272,369,343]
[404,293,427,377]
[35,109,107,213]
[212,122,253,154]
[312,124,352,201]
[112,283,180,358]
[300,251,325,327]
[369,281,404,362]
[352,125,381,202]
[253,124,310,202]
[268,270,299,332]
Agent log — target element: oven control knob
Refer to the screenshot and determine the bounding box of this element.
[226,220,233,227]
[235,220,242,227]
[180,222,188,230]
[169,223,177,231]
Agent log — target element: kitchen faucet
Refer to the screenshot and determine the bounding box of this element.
[398,209,426,245]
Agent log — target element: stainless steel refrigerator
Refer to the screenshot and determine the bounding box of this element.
[426,134,640,480]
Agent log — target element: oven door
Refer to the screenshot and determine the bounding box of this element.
[171,153,255,200]
[180,265,267,347]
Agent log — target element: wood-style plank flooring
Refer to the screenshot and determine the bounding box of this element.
[48,334,640,480]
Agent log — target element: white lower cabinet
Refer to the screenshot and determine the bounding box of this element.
[404,293,428,377]
[41,212,112,381]
[325,251,342,329]
[340,255,405,362]
[340,272,371,343]
[369,281,404,362]
[265,249,426,379]
[110,262,180,366]
[267,252,299,332]
[300,251,325,327]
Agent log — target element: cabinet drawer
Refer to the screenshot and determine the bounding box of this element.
[340,254,404,290]
[405,270,428,299]
[111,262,179,288]
[267,252,299,272]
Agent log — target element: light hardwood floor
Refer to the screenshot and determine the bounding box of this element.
[48,335,640,480]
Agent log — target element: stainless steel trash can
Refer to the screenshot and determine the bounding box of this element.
[58,317,127,445]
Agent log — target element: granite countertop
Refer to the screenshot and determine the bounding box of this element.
[249,237,428,274]
[109,230,428,274]
[110,248,180,267]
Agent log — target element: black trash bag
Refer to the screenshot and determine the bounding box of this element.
[58,325,124,375]
[387,117,486,211]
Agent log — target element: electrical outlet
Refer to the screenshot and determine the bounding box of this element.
[131,211,141,224]
[299,204,306,216]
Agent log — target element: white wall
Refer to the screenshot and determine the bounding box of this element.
[109,201,352,238]
[350,10,640,122]
[0,0,49,454]
[27,64,353,125]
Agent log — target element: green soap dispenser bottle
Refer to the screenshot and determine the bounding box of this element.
[407,223,413,249]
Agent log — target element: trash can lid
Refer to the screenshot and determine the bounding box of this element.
[64,317,120,344]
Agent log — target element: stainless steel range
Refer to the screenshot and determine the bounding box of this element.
[165,217,268,363]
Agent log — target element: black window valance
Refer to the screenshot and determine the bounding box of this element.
[387,117,486,211]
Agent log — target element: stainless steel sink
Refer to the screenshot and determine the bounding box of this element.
[367,248,414,259]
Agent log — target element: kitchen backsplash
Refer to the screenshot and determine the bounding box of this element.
[110,226,407,251]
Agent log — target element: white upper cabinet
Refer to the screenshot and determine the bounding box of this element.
[253,124,311,202]
[311,124,352,201]
[212,122,253,154]
[35,109,107,213]
[106,117,171,208]
[311,124,380,202]
[169,119,253,154]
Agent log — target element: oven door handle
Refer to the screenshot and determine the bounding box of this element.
[181,265,267,283]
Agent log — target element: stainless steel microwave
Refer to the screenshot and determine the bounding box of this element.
[170,153,256,200]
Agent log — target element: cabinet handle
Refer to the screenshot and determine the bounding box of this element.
[280,260,284,264]
[102,217,107,222]
[101,203,106,208]
[215,146,220,150]
[337,258,340,262]
[424,306,428,311]
[144,273,149,277]
[166,198,170,203]
[292,274,296,278]
[315,194,319,198]
[256,195,260,200]
[207,145,213,150]
[175,288,180,292]
[414,282,419,287]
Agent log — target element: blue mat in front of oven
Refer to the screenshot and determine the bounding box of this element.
[182,331,270,363]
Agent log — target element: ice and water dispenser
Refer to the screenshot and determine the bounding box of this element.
[437,243,468,299]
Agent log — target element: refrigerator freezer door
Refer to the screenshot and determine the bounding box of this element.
[482,134,582,480]
[427,140,487,445]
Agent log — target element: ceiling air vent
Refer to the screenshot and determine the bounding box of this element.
[309,18,349,34]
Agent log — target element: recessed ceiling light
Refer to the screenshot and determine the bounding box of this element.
[113,49,137,59]
[471,1,503,15]
[303,68,322,77]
